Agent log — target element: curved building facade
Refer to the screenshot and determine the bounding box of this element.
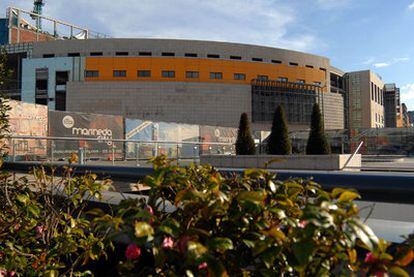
[19,38,344,130]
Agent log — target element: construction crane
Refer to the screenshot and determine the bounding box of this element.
[31,0,45,30]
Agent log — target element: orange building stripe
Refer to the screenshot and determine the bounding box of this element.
[85,57,327,90]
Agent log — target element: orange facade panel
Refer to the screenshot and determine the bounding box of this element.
[85,57,327,90]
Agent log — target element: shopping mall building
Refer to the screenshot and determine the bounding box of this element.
[3,6,402,132]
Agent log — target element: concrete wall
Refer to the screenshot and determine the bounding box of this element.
[21,57,85,110]
[66,81,251,128]
[321,92,345,130]
[201,154,361,171]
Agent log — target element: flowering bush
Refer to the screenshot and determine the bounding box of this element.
[98,156,412,276]
[0,167,112,275]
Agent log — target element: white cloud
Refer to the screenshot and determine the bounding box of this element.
[373,62,390,68]
[409,2,414,10]
[362,57,376,65]
[401,84,414,103]
[373,57,410,68]
[0,0,320,52]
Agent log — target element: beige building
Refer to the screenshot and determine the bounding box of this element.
[346,70,385,129]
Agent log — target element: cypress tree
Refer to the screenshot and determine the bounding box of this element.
[267,105,292,155]
[235,113,256,155]
[306,103,331,155]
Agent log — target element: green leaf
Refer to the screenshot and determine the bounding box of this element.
[349,219,378,251]
[134,222,154,239]
[237,191,267,205]
[338,191,360,202]
[16,194,30,205]
[208,237,233,252]
[331,188,346,198]
[389,266,410,277]
[293,240,315,267]
[187,241,208,259]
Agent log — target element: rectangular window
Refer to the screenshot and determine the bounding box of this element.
[139,51,152,56]
[137,70,151,77]
[162,70,175,78]
[271,60,282,64]
[90,52,103,56]
[85,70,99,78]
[371,83,374,101]
[252,57,263,62]
[297,79,305,84]
[210,72,223,79]
[43,54,55,58]
[257,75,268,80]
[185,53,198,57]
[234,73,246,80]
[116,52,129,56]
[162,52,175,56]
[207,54,220,58]
[113,70,127,77]
[278,77,288,82]
[313,81,321,86]
[305,65,314,68]
[230,55,242,60]
[320,67,327,72]
[68,53,80,57]
[289,62,299,67]
[186,71,199,78]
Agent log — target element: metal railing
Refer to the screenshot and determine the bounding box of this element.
[6,136,235,166]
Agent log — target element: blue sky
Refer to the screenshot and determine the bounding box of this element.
[1,0,414,109]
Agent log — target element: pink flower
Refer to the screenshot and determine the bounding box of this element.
[162,237,174,249]
[35,225,45,239]
[0,269,7,277]
[198,262,208,270]
[125,243,141,260]
[8,272,16,277]
[298,220,308,228]
[364,252,378,264]
[145,206,154,215]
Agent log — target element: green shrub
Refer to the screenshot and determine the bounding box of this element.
[306,103,331,155]
[235,113,256,155]
[97,156,412,276]
[0,167,112,275]
[267,105,292,155]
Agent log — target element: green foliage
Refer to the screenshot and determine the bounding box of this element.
[0,167,113,275]
[97,156,413,276]
[267,105,292,155]
[0,48,11,160]
[306,103,331,155]
[235,113,256,155]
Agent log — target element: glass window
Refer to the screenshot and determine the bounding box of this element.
[252,57,263,62]
[162,52,175,56]
[137,70,151,77]
[113,70,126,77]
[90,52,103,56]
[297,79,305,84]
[257,75,268,80]
[85,70,99,78]
[289,62,299,67]
[43,54,55,58]
[139,52,152,56]
[68,53,80,57]
[305,65,314,68]
[186,71,199,78]
[234,73,246,80]
[185,53,198,57]
[162,70,175,78]
[207,54,220,58]
[210,72,223,79]
[271,60,282,64]
[278,77,288,82]
[230,55,242,60]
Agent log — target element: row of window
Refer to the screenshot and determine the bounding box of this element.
[44,52,325,70]
[371,82,384,105]
[85,70,319,84]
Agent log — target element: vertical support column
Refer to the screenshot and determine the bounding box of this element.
[53,20,57,37]
[16,9,20,43]
[8,8,13,44]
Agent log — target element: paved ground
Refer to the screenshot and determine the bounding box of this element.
[362,156,414,172]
